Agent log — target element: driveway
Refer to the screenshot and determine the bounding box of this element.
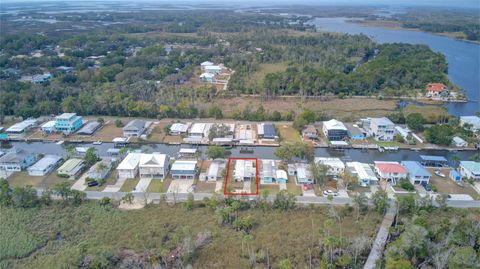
[71,174,88,191]
[279,182,287,191]
[103,177,127,192]
[215,181,223,192]
[243,181,251,192]
[167,179,194,193]
[133,178,152,193]
[415,185,427,197]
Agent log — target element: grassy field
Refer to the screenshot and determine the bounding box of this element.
[146,177,172,193]
[6,172,71,189]
[0,202,382,269]
[119,178,140,192]
[248,62,289,87]
[276,123,302,143]
[402,104,449,123]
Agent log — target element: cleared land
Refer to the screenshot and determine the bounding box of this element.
[6,171,72,189]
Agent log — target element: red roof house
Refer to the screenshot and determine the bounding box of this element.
[374,161,408,184]
[426,83,447,97]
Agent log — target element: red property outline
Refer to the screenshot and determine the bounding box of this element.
[224,157,259,196]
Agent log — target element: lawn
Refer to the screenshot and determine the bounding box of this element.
[276,124,302,143]
[6,172,71,189]
[0,202,383,269]
[427,168,480,199]
[146,177,172,193]
[248,62,289,87]
[402,104,449,123]
[258,184,280,195]
[119,178,140,192]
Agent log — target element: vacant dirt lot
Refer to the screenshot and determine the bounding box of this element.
[427,168,479,199]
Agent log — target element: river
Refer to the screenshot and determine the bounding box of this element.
[10,141,479,167]
[309,17,480,116]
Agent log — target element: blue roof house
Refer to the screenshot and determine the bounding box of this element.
[449,170,462,183]
[55,113,84,135]
[401,161,432,185]
[419,155,448,167]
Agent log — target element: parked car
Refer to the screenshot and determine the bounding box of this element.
[323,190,338,196]
[421,182,432,191]
[435,170,446,178]
[87,180,99,187]
[303,184,313,191]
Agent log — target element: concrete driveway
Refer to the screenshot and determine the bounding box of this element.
[103,178,127,192]
[215,181,224,192]
[279,182,287,191]
[133,178,152,193]
[71,174,88,191]
[167,179,194,193]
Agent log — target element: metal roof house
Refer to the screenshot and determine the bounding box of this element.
[459,161,480,180]
[452,136,468,147]
[139,153,170,180]
[460,116,480,131]
[189,123,211,137]
[401,161,431,185]
[0,148,37,172]
[206,159,226,182]
[314,157,345,176]
[322,119,348,141]
[260,159,277,183]
[87,158,114,180]
[57,158,84,177]
[27,155,62,176]
[6,119,37,134]
[234,160,256,182]
[369,117,396,141]
[257,123,278,139]
[449,169,462,183]
[41,120,56,134]
[419,155,448,167]
[294,163,313,184]
[77,121,102,135]
[204,65,223,74]
[346,162,378,187]
[123,120,146,137]
[54,113,84,135]
[116,153,141,179]
[170,123,189,135]
[171,160,197,179]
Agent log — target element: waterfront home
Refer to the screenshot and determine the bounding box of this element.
[236,124,255,144]
[394,126,411,141]
[369,117,396,141]
[314,157,345,176]
[257,123,278,140]
[452,136,468,147]
[276,170,288,183]
[123,120,146,137]
[234,159,256,181]
[374,161,408,185]
[77,121,102,135]
[401,161,431,185]
[200,72,215,83]
[0,148,36,172]
[41,120,56,134]
[206,159,226,182]
[27,155,62,176]
[302,125,318,139]
[260,159,277,183]
[178,148,197,159]
[112,137,128,147]
[346,123,365,140]
[116,153,141,179]
[75,147,91,156]
[54,113,84,135]
[189,123,208,137]
[57,158,84,177]
[419,155,448,167]
[139,153,170,180]
[169,123,189,135]
[87,158,114,180]
[346,162,378,187]
[426,83,448,98]
[322,119,348,141]
[294,163,313,184]
[459,161,480,180]
[449,169,462,183]
[200,61,214,69]
[171,160,197,180]
[459,116,480,131]
[6,119,37,134]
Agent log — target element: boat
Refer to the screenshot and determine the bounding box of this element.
[239,147,254,154]
[434,170,446,178]
[93,141,102,145]
[383,146,399,151]
[56,140,64,145]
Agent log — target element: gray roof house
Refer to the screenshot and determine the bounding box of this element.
[123,120,146,137]
[0,148,37,172]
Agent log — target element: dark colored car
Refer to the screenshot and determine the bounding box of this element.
[87,180,99,187]
[421,182,432,191]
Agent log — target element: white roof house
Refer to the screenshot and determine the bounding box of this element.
[6,119,37,133]
[179,148,197,154]
[346,162,378,187]
[206,159,226,181]
[189,123,207,137]
[41,120,56,133]
[323,119,347,131]
[452,136,468,147]
[314,157,345,176]
[139,153,169,180]
[170,123,189,135]
[460,116,480,131]
[200,61,214,67]
[204,65,223,74]
[234,160,256,181]
[27,155,62,176]
[116,153,141,179]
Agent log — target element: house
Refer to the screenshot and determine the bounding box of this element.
[77,121,102,135]
[459,161,480,180]
[178,148,197,159]
[57,158,84,177]
[27,155,62,176]
[459,116,480,131]
[419,155,448,167]
[234,160,256,181]
[394,126,411,141]
[189,123,211,137]
[87,158,114,180]
[54,113,84,135]
[302,125,318,139]
[374,161,408,185]
[294,163,313,184]
[426,83,448,98]
[56,66,74,73]
[204,65,223,74]
[200,72,215,83]
[139,153,170,180]
[449,169,462,183]
[275,170,288,183]
[370,117,396,141]
[40,120,56,134]
[116,153,141,179]
[314,157,345,176]
[112,137,128,147]
[200,61,214,69]
[32,73,52,84]
[75,147,90,156]
[206,159,226,182]
[170,123,189,135]
[346,162,378,187]
[257,123,278,139]
[0,148,36,172]
[261,159,277,183]
[346,123,365,140]
[452,136,468,147]
[401,161,432,185]
[123,120,146,137]
[6,119,37,134]
[235,124,254,143]
[322,119,348,141]
[171,160,197,179]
